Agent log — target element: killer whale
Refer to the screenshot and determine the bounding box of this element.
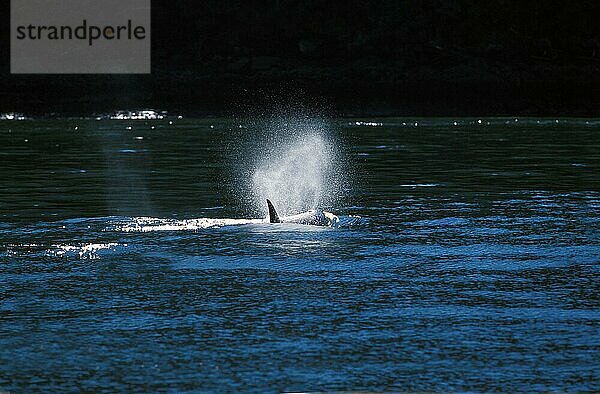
[266,199,338,227]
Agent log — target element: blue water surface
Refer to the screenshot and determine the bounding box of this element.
[1,117,599,391]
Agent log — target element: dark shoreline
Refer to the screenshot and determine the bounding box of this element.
[2,1,599,117]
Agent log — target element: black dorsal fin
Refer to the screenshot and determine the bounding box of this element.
[267,199,280,223]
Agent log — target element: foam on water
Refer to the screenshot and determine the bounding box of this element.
[116,216,265,232]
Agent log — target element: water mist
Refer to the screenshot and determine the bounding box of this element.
[245,118,345,217]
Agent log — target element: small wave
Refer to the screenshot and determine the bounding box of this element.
[117,149,148,154]
[5,242,124,260]
[399,183,440,188]
[337,215,365,227]
[49,243,123,259]
[412,217,470,227]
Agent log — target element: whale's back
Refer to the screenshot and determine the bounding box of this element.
[266,199,338,227]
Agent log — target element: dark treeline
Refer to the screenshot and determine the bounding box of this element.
[153,0,600,66]
[1,0,599,116]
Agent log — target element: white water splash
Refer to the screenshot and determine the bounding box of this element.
[117,217,264,232]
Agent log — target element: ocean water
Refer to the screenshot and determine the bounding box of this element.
[1,117,599,392]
